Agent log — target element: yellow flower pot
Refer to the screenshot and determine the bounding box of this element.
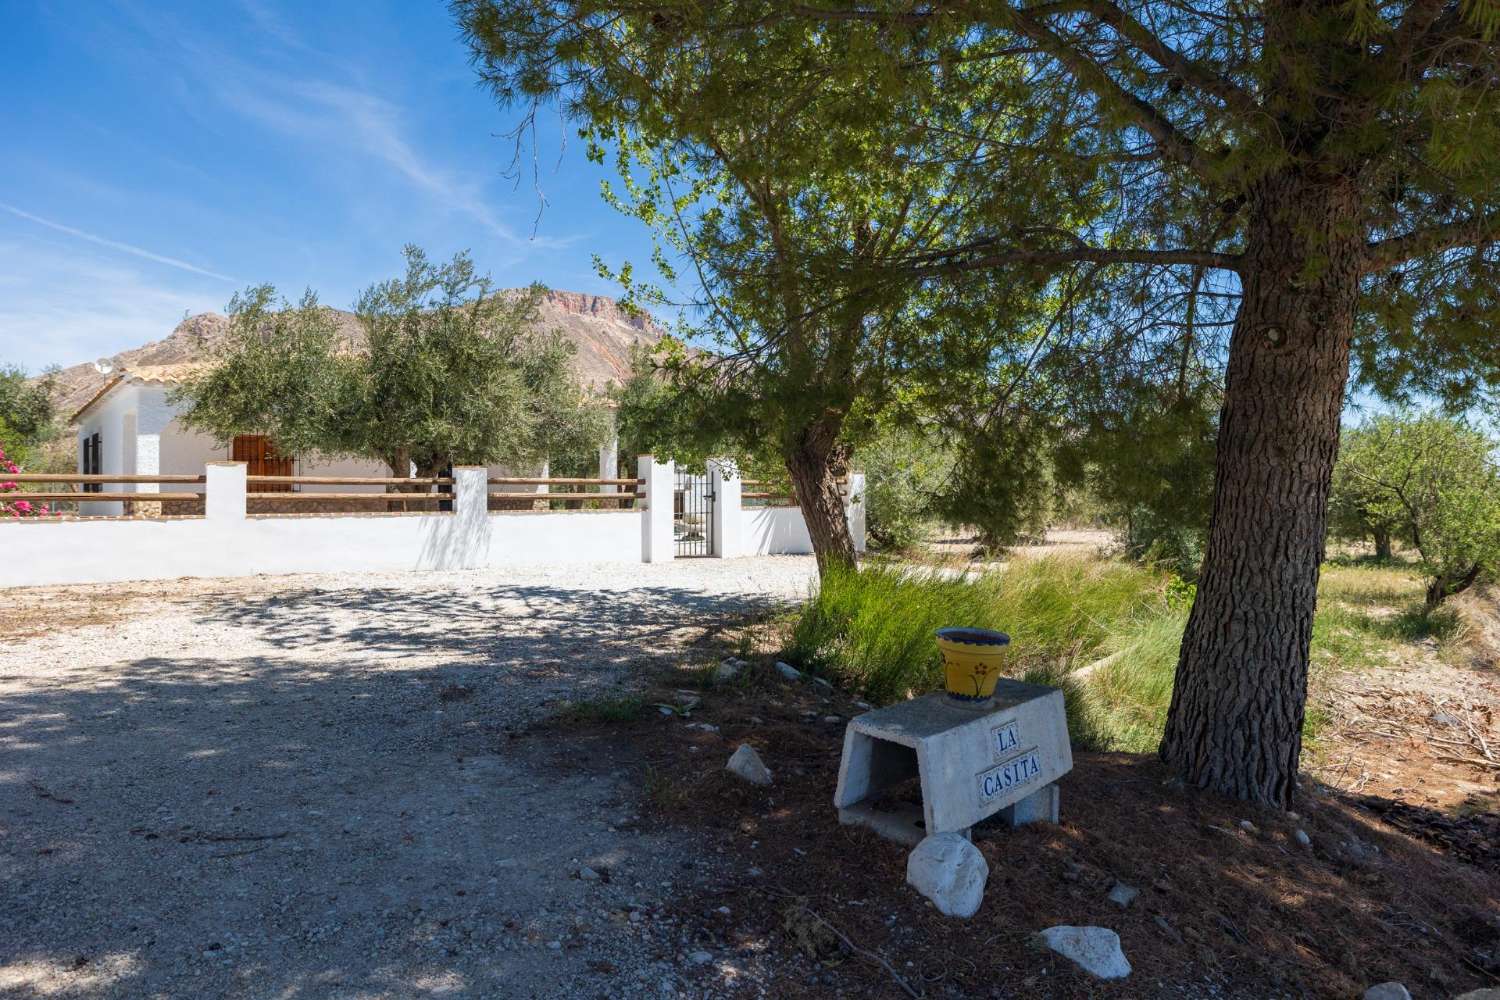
[936,627,1011,703]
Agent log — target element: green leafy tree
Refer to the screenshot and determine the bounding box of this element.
[1331,413,1500,607]
[456,3,1085,571]
[0,366,57,458]
[456,0,1500,807]
[176,247,607,479]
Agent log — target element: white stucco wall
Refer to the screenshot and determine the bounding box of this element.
[0,510,643,587]
[743,506,815,556]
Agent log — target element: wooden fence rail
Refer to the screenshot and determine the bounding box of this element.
[245,475,452,486]
[3,473,206,484]
[486,477,644,487]
[2,491,203,503]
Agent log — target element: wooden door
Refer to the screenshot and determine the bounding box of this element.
[232,435,294,492]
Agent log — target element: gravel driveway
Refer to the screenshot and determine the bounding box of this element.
[0,557,818,999]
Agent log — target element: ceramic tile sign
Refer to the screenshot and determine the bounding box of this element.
[833,679,1073,846]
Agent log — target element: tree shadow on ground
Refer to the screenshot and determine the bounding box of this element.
[0,581,785,999]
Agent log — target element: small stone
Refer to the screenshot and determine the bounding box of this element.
[685,722,720,733]
[1455,991,1500,1000]
[675,693,702,711]
[906,833,989,919]
[725,744,773,786]
[811,676,834,692]
[577,867,601,882]
[547,940,562,951]
[714,659,743,683]
[775,661,803,682]
[1034,926,1132,980]
[1362,984,1411,1000]
[1238,820,1258,834]
[1106,882,1139,908]
[688,950,713,966]
[855,701,872,710]
[657,706,675,717]
[821,715,842,725]
[1432,711,1462,727]
[1153,915,1184,945]
[1294,829,1311,848]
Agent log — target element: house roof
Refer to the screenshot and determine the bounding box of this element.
[69,363,213,423]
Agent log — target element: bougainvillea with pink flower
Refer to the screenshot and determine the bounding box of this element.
[0,440,50,517]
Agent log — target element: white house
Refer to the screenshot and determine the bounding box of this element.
[72,364,605,515]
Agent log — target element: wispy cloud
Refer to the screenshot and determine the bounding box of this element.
[221,79,561,249]
[0,203,237,283]
[0,239,224,370]
[114,2,574,252]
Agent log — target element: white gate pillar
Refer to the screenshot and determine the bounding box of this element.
[205,461,247,521]
[598,425,619,495]
[846,471,867,554]
[450,466,491,569]
[639,455,675,563]
[708,458,742,558]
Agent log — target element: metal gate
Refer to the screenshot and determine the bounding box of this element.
[674,470,715,557]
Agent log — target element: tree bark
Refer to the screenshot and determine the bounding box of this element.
[1426,562,1482,609]
[1159,173,1364,809]
[785,413,857,573]
[1373,527,1392,561]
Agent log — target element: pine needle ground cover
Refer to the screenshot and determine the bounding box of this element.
[786,555,1453,753]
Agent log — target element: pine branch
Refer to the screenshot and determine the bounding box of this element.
[1363,210,1500,272]
[1022,0,1255,112]
[893,237,1242,276]
[1009,9,1217,179]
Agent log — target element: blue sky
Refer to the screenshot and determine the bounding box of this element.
[0,0,660,373]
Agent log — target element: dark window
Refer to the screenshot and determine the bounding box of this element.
[81,433,102,492]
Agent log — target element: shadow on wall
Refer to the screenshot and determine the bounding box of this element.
[744,508,813,556]
[0,581,782,998]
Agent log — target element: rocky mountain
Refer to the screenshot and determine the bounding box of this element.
[40,290,663,422]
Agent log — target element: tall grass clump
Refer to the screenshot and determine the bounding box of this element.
[789,553,1446,753]
[788,556,1169,704]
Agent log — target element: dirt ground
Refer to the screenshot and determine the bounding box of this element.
[610,659,1500,999]
[0,560,818,1000]
[4,549,1498,999]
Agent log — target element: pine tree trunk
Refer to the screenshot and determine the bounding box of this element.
[1373,528,1392,561]
[1159,174,1363,808]
[785,415,856,573]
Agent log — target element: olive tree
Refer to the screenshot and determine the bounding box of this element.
[1331,413,1500,607]
[176,246,607,479]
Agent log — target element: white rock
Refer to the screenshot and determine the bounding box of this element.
[1238,819,1258,834]
[714,659,742,683]
[687,950,713,966]
[1362,984,1411,1000]
[1294,829,1311,848]
[1106,882,1139,908]
[725,744,773,786]
[811,676,834,692]
[685,722,720,733]
[577,866,601,881]
[905,833,989,919]
[775,661,802,681]
[1035,925,1132,980]
[1455,991,1500,1000]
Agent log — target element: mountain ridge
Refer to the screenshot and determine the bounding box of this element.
[39,289,662,421]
